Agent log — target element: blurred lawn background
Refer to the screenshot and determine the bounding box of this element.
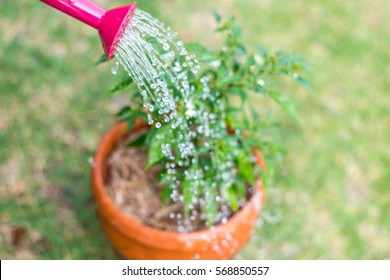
[1,0,389,259]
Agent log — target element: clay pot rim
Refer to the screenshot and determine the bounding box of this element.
[92,121,265,249]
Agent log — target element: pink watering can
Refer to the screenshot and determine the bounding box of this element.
[40,0,137,59]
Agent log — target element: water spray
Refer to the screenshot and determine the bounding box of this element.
[40,0,137,59]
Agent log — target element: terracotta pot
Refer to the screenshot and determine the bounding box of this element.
[91,120,266,260]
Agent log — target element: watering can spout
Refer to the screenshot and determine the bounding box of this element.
[40,0,137,59]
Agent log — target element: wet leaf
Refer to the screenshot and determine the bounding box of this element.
[161,184,173,204]
[146,125,171,169]
[146,37,158,44]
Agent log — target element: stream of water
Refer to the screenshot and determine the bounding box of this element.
[116,9,200,129]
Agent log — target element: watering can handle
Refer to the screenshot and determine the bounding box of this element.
[40,0,106,29]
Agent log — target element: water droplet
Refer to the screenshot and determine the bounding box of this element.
[185,109,197,118]
[163,43,170,51]
[111,61,119,75]
[257,79,265,86]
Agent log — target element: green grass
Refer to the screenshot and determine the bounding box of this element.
[1,0,389,259]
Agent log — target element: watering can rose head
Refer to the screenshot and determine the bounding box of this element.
[40,0,137,59]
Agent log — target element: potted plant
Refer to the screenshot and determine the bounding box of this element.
[91,13,310,260]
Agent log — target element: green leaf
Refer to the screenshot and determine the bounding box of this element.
[161,183,173,204]
[146,37,158,44]
[236,44,247,55]
[229,87,247,102]
[295,76,313,92]
[231,24,242,40]
[212,9,222,23]
[95,54,109,65]
[115,106,136,128]
[254,84,266,95]
[126,115,136,130]
[225,187,239,211]
[235,178,246,199]
[146,125,171,169]
[127,133,147,147]
[198,145,212,155]
[115,106,131,117]
[117,110,133,121]
[135,111,148,123]
[216,64,229,87]
[219,75,239,87]
[255,45,268,58]
[186,43,216,63]
[226,107,241,129]
[144,127,157,146]
[250,106,261,123]
[186,43,215,62]
[237,151,255,185]
[105,77,134,95]
[268,91,300,121]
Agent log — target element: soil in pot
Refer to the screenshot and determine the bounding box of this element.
[104,128,256,233]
